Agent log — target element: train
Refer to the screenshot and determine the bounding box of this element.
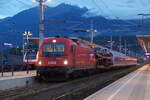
[23,49,37,70]
[35,37,137,80]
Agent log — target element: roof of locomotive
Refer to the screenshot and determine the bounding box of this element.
[26,37,101,48]
[26,37,135,58]
[70,37,101,48]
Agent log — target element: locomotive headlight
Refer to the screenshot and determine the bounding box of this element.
[52,39,56,43]
[64,60,68,65]
[38,61,42,65]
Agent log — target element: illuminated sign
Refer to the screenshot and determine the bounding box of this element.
[3,43,13,48]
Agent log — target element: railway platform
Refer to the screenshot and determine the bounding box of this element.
[0,70,36,90]
[84,64,150,100]
[0,70,36,79]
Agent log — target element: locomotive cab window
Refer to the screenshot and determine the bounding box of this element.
[42,43,65,57]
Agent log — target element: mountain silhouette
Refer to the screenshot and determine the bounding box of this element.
[0,3,148,45]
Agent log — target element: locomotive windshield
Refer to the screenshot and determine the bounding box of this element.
[42,43,65,57]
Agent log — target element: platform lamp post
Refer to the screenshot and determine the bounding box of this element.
[86,21,98,44]
[23,31,32,74]
[16,46,19,56]
[23,31,32,57]
[87,29,97,44]
[124,39,127,56]
[33,0,52,47]
[107,36,115,50]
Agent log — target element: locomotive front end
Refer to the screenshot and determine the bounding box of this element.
[36,38,73,80]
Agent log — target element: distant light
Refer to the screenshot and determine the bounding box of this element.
[52,40,56,43]
[86,29,97,33]
[23,31,27,35]
[94,30,98,32]
[143,57,147,61]
[86,30,90,32]
[28,31,32,36]
[23,31,32,36]
[24,43,27,45]
[145,52,150,56]
[16,46,19,48]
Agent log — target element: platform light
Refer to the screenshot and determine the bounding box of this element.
[64,60,68,65]
[52,39,57,43]
[23,31,32,36]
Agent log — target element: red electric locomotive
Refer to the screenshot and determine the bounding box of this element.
[36,37,97,80]
[36,37,137,80]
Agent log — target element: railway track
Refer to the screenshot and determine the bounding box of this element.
[0,66,140,100]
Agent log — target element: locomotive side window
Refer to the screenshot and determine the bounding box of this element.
[42,43,65,56]
[70,45,75,54]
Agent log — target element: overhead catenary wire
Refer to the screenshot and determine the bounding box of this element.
[15,0,34,7]
[91,0,120,26]
[93,0,138,26]
[102,0,137,26]
[138,0,150,10]
[91,0,109,18]
[96,0,119,19]
[0,0,35,19]
[91,0,121,26]
[137,0,150,28]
